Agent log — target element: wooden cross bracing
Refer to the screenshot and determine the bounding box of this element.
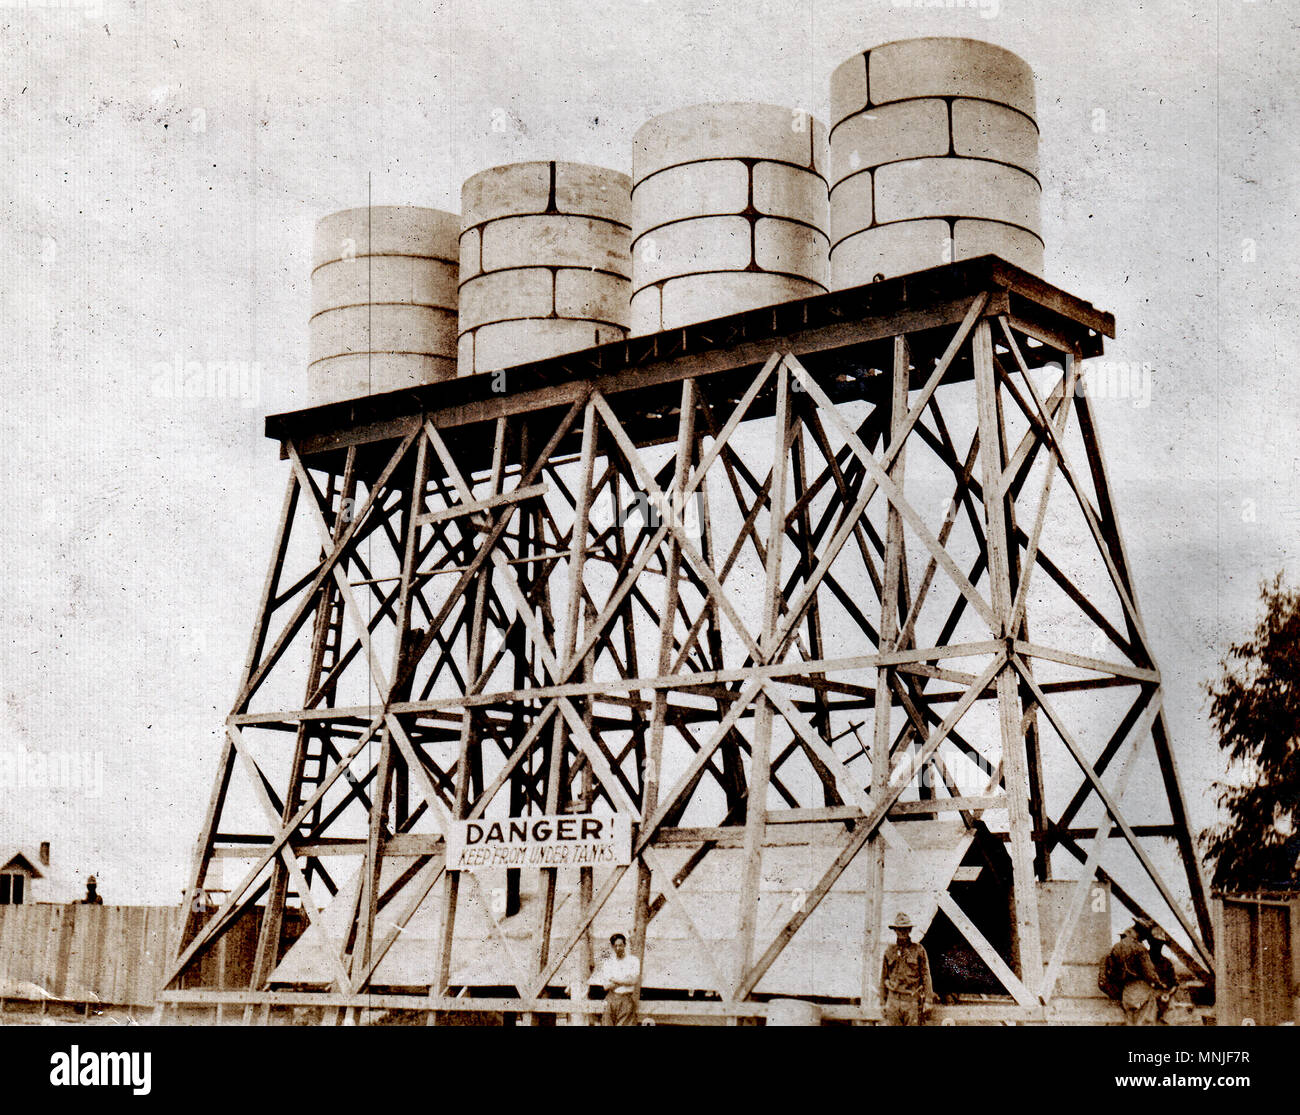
[164,265,1213,1023]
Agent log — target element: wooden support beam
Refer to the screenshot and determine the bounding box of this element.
[537,401,598,977]
[1070,378,1214,953]
[416,483,546,526]
[734,364,789,997]
[180,472,301,987]
[438,417,510,995]
[635,378,696,998]
[972,316,1043,993]
[864,333,909,1009]
[1039,694,1156,1004]
[1012,659,1213,970]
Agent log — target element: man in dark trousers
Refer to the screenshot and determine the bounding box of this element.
[1144,923,1179,1023]
[1101,923,1167,1025]
[880,912,933,1026]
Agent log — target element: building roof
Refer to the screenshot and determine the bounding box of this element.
[0,849,45,878]
[0,846,79,902]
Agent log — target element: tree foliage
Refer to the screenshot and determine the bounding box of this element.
[1202,574,1300,892]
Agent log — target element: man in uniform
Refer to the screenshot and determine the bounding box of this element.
[1144,923,1178,1023]
[1102,923,1167,1025]
[880,912,933,1026]
[597,932,640,1026]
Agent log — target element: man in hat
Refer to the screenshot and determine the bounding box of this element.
[1143,924,1178,1023]
[596,932,641,1026]
[880,912,933,1026]
[1101,923,1166,1025]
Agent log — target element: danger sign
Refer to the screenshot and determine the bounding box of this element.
[445,813,633,871]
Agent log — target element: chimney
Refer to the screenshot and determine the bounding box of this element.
[39,841,50,865]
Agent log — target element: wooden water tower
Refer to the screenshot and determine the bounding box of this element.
[158,256,1213,1023]
[159,38,1214,1023]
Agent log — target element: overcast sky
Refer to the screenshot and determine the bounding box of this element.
[1,0,1296,903]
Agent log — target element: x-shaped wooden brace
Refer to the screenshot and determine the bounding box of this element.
[289,442,555,993]
[423,417,641,819]
[1039,686,1159,1003]
[1012,660,1212,970]
[427,357,789,829]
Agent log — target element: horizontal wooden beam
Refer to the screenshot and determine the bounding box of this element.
[157,988,1055,1023]
[157,988,766,1017]
[273,257,1113,454]
[891,795,1007,814]
[1040,824,1181,840]
[284,298,1021,459]
[210,836,442,857]
[1014,640,1160,683]
[230,644,1018,727]
[416,483,547,526]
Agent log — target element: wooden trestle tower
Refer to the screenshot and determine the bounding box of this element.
[161,257,1213,1023]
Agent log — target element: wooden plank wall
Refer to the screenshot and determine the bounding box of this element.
[1216,895,1299,1026]
[0,904,185,1007]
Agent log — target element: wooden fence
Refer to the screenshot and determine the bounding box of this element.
[0,904,180,1007]
[1215,893,1300,1026]
[0,903,279,1009]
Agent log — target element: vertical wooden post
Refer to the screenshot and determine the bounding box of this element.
[437,417,507,998]
[632,379,696,1002]
[576,599,597,1025]
[536,401,598,990]
[250,451,357,1015]
[734,364,789,1000]
[354,435,429,989]
[972,317,1044,992]
[863,336,909,1015]
[505,419,533,917]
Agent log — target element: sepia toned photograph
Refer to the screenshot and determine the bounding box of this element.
[0,0,1295,1077]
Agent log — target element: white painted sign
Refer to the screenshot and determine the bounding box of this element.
[445,813,632,871]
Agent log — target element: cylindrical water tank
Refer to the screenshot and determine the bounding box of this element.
[828,38,1042,286]
[630,103,829,335]
[310,206,460,403]
[458,162,632,376]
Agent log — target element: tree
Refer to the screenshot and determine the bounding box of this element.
[1202,574,1300,892]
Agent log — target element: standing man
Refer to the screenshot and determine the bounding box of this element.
[597,932,640,1026]
[880,912,933,1026]
[1100,923,1166,1025]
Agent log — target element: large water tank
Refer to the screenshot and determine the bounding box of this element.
[828,38,1042,286]
[309,206,460,403]
[631,103,829,335]
[458,162,632,376]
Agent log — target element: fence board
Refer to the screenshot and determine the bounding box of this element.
[0,904,187,1007]
[1216,895,1298,1026]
